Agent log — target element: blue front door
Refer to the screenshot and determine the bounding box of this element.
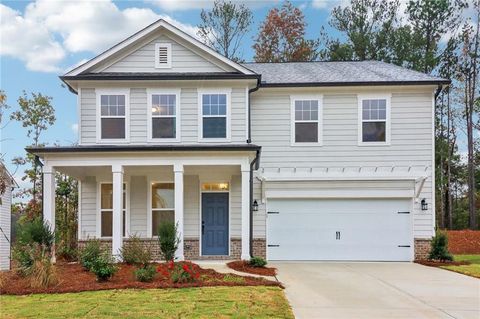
[202,193,229,255]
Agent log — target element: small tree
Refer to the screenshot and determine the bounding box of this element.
[253,1,318,62]
[157,221,180,262]
[429,231,453,261]
[197,0,252,62]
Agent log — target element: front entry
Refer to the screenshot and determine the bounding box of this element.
[202,193,229,255]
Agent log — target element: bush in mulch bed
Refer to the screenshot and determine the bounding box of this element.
[0,261,281,296]
[447,230,480,254]
[227,260,277,276]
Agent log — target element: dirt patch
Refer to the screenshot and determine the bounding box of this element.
[447,230,480,254]
[415,260,470,267]
[0,262,281,296]
[227,260,277,276]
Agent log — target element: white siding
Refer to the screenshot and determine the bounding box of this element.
[102,35,227,73]
[230,175,241,238]
[130,176,147,237]
[184,175,199,238]
[80,176,97,238]
[80,87,247,145]
[251,88,434,239]
[0,187,11,270]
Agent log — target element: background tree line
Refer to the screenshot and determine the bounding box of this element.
[1,0,478,256]
[198,0,479,230]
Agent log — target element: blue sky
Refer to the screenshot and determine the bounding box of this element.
[0,0,337,189]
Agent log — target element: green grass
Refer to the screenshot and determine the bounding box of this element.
[0,287,293,319]
[440,254,480,279]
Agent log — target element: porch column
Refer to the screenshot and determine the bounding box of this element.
[43,166,56,231]
[174,164,184,261]
[112,165,124,260]
[241,166,251,260]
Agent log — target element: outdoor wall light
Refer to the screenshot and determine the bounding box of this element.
[421,198,428,211]
[252,200,259,212]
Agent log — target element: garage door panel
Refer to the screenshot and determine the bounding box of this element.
[267,198,412,261]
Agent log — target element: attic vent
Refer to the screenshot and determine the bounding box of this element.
[155,43,172,69]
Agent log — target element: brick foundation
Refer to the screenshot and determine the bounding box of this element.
[79,237,266,260]
[414,238,431,260]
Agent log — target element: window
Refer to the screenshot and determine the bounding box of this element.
[359,96,390,144]
[148,90,180,141]
[155,43,171,69]
[151,182,175,236]
[199,91,230,140]
[100,183,127,238]
[291,96,322,145]
[97,90,129,141]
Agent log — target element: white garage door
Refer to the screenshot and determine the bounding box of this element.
[267,198,412,261]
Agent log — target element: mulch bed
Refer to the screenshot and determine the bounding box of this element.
[0,262,281,296]
[415,260,470,267]
[447,230,480,254]
[227,260,277,276]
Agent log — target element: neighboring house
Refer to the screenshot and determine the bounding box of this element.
[0,165,17,270]
[28,19,449,262]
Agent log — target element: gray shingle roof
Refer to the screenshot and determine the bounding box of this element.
[242,61,449,86]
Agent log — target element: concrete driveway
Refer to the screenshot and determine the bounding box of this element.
[273,262,479,319]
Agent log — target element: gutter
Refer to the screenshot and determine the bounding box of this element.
[249,149,261,258]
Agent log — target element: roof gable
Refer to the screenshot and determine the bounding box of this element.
[65,19,255,76]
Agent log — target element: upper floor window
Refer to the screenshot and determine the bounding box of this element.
[199,90,231,141]
[155,43,172,68]
[358,95,391,145]
[147,89,180,142]
[291,96,323,146]
[97,89,129,142]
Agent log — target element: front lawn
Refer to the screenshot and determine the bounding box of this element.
[0,286,294,319]
[440,254,480,279]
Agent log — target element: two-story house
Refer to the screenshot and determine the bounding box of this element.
[28,19,449,262]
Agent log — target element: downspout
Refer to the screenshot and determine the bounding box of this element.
[249,149,261,257]
[246,76,261,144]
[434,84,443,100]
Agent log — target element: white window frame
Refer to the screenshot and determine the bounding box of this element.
[358,94,391,146]
[147,179,175,238]
[290,95,323,146]
[147,89,181,142]
[155,43,172,69]
[96,88,130,143]
[96,181,129,239]
[198,88,232,143]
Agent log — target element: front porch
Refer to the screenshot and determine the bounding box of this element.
[34,145,261,261]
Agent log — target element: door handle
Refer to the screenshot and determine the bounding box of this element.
[202,221,205,235]
[336,231,341,240]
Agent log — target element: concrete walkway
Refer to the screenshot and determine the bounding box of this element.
[273,262,480,319]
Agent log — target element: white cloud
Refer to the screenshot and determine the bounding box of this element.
[0,4,66,72]
[147,0,215,11]
[71,123,79,135]
[0,0,199,73]
[311,0,343,9]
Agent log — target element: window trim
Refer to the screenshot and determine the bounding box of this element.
[155,43,172,69]
[96,89,130,143]
[198,89,232,143]
[290,95,323,146]
[147,179,175,238]
[147,89,181,142]
[357,94,391,146]
[96,181,129,239]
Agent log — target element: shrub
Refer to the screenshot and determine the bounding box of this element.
[79,239,101,271]
[30,252,58,288]
[12,244,36,276]
[16,218,54,250]
[134,265,156,282]
[120,235,152,266]
[249,256,267,268]
[56,241,78,262]
[157,221,180,262]
[429,231,453,261]
[90,252,118,282]
[157,261,200,283]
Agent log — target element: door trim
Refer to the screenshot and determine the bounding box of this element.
[199,180,231,256]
